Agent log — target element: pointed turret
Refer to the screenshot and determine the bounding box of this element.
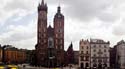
[57,6,61,13]
[38,0,48,13]
[41,0,44,4]
[54,6,64,19]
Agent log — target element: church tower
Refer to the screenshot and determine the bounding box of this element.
[36,0,48,66]
[54,6,64,66]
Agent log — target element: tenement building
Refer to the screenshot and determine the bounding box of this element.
[79,39,90,68]
[90,39,110,69]
[35,0,64,67]
[115,40,125,69]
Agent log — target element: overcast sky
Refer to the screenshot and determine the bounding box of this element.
[0,0,125,50]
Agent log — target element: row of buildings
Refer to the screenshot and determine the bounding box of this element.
[79,39,125,69]
[0,45,31,64]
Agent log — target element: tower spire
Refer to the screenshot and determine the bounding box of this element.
[42,0,44,4]
[57,6,61,13]
[57,0,61,13]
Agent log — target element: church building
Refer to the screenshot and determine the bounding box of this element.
[35,0,64,67]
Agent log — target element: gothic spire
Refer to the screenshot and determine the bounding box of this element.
[42,0,44,4]
[57,6,61,13]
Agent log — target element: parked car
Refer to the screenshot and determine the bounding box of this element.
[7,65,19,69]
[0,63,8,69]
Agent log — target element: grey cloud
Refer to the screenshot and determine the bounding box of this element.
[112,22,125,36]
[113,27,125,36]
[4,0,37,11]
[62,0,119,22]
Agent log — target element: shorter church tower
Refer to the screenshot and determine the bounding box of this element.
[54,6,64,66]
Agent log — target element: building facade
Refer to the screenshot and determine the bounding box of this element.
[110,47,116,68]
[35,0,64,67]
[90,39,110,69]
[79,39,90,68]
[65,43,75,65]
[4,47,26,64]
[115,40,125,69]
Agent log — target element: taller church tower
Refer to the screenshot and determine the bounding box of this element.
[36,0,48,66]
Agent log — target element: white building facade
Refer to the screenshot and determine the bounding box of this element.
[79,39,90,68]
[116,40,125,69]
[90,39,110,69]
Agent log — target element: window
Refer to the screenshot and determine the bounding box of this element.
[60,45,62,49]
[94,45,96,48]
[93,54,96,57]
[99,49,101,52]
[81,46,84,49]
[104,54,107,57]
[56,34,58,37]
[86,51,88,54]
[81,51,83,54]
[87,46,89,49]
[104,49,106,52]
[99,45,101,47]
[93,59,96,62]
[60,40,62,44]
[104,45,107,48]
[93,49,96,52]
[86,56,89,61]
[81,56,84,61]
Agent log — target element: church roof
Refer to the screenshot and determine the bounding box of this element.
[47,25,54,37]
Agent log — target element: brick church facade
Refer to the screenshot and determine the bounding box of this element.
[35,0,64,67]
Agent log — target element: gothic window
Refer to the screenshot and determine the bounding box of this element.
[48,40,52,47]
[43,28,46,32]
